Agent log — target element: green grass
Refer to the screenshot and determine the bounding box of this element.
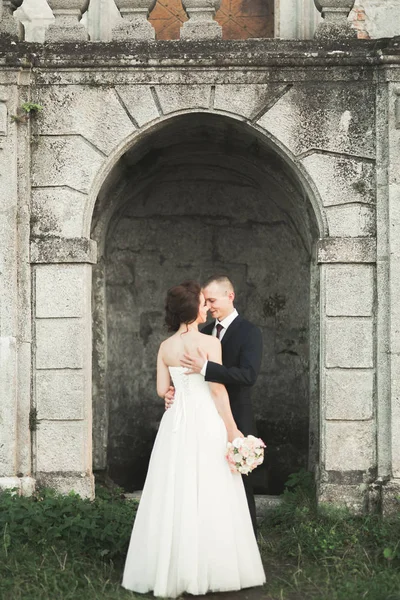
[0,475,399,600]
[258,471,400,600]
[258,512,400,600]
[0,485,140,600]
[0,548,134,600]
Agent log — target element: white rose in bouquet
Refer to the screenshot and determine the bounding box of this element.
[226,436,266,475]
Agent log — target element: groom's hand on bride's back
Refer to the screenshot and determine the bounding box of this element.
[180,347,207,374]
[164,386,175,410]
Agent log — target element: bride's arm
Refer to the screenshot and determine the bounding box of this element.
[157,344,171,398]
[206,339,242,442]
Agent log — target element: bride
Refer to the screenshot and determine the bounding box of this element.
[122,280,265,598]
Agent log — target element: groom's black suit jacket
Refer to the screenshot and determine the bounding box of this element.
[201,315,263,436]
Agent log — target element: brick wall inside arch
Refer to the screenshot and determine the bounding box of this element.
[149,0,274,40]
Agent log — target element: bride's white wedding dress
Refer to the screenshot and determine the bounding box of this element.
[122,367,266,598]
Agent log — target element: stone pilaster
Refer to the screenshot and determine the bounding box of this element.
[0,83,20,490]
[385,80,400,504]
[317,240,376,512]
[31,259,96,499]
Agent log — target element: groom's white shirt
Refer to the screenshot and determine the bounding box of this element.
[200,308,239,376]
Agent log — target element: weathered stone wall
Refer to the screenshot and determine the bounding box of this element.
[100,114,317,493]
[2,35,400,510]
[0,66,34,496]
[28,40,379,507]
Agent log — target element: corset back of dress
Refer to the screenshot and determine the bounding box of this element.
[168,367,208,395]
[168,367,212,433]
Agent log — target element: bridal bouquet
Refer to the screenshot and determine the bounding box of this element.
[226,435,266,475]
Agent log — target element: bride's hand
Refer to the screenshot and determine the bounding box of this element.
[227,428,244,443]
[164,386,175,411]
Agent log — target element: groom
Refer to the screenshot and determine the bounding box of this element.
[166,275,263,535]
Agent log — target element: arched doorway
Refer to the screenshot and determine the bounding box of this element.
[91,112,320,495]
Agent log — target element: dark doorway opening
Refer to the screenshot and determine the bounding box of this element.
[92,113,319,495]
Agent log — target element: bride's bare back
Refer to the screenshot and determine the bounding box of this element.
[156,327,241,442]
[157,328,221,397]
[161,329,218,368]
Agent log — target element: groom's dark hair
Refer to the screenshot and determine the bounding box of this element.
[165,280,202,332]
[203,275,235,293]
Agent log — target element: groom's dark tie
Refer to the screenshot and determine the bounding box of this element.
[216,323,224,339]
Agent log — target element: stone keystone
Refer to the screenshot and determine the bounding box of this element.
[314,0,356,40]
[46,0,89,42]
[113,0,156,41]
[181,0,222,40]
[0,0,23,40]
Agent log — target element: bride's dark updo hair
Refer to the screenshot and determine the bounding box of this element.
[165,280,202,332]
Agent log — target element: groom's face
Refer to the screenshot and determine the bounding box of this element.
[203,282,235,321]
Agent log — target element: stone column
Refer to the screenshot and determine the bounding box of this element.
[0,0,23,40]
[314,0,356,39]
[181,0,222,40]
[45,0,89,42]
[31,246,97,498]
[317,238,376,512]
[0,79,34,496]
[0,85,19,492]
[112,0,156,41]
[379,80,400,513]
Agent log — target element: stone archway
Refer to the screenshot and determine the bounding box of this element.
[91,113,321,495]
[29,69,377,507]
